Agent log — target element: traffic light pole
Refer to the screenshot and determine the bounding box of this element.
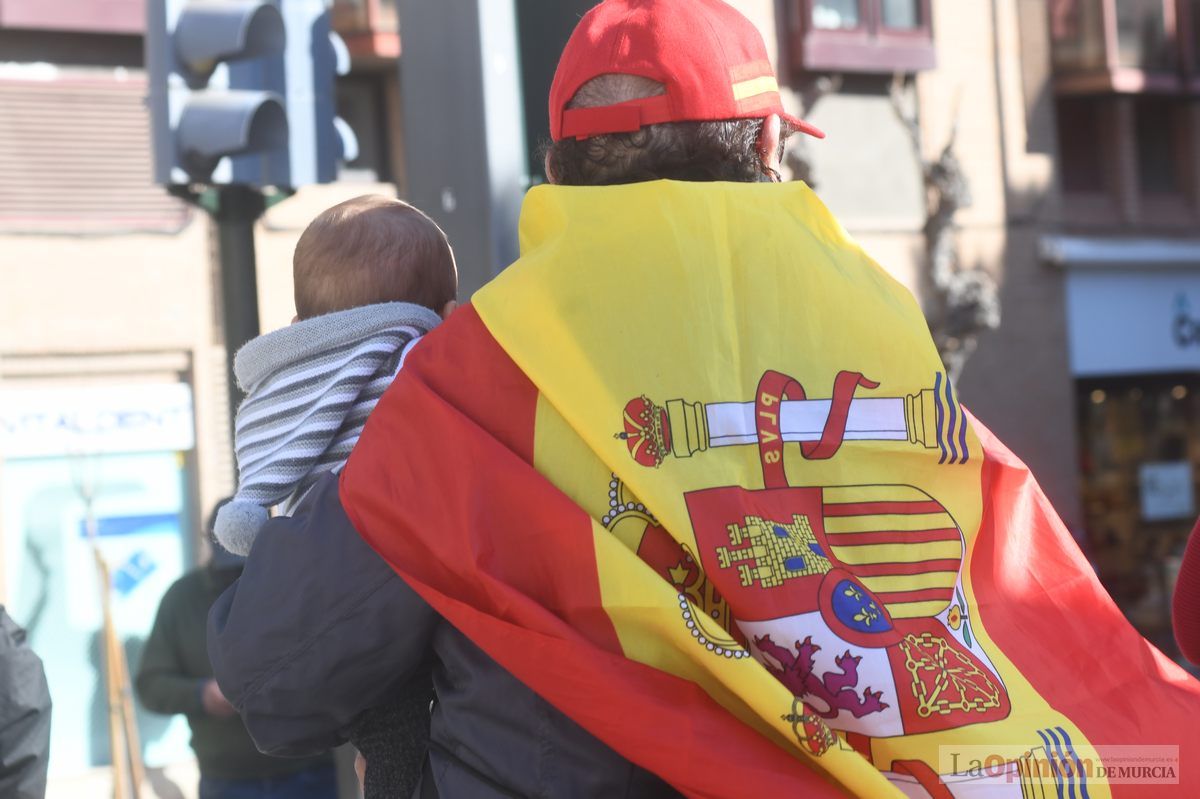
[397,0,528,297]
[212,185,265,452]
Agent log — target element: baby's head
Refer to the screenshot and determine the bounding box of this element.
[293,194,458,320]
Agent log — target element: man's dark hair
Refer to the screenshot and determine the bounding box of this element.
[544,75,793,186]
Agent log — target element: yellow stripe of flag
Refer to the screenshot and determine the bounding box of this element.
[823,485,931,504]
[825,513,955,534]
[888,600,954,620]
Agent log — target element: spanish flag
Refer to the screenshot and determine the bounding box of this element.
[341,181,1200,797]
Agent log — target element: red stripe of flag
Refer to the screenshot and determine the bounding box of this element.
[826,528,960,546]
[822,500,945,517]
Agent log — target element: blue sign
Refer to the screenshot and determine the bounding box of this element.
[112,551,158,596]
[78,513,179,538]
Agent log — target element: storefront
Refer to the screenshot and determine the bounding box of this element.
[1058,238,1200,657]
[0,380,197,777]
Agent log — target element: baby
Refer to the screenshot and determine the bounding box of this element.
[215,193,457,553]
[214,194,456,798]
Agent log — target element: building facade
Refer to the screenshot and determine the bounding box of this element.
[1041,0,1200,654]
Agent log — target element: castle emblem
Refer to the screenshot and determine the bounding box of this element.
[715,514,831,589]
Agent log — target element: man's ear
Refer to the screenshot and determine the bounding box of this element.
[440,300,458,321]
[758,113,782,175]
[544,149,560,185]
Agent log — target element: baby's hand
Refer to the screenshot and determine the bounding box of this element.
[355,750,367,790]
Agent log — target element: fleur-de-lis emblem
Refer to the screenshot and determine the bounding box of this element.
[842,585,881,627]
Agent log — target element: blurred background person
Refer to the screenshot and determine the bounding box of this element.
[0,605,52,799]
[136,502,336,799]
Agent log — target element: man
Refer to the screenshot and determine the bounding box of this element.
[0,606,51,799]
[137,507,336,799]
[211,2,812,796]
[212,2,1200,797]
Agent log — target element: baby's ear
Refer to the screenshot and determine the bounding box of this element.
[440,300,458,321]
[290,314,300,325]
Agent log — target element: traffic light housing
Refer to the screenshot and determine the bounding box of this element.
[279,0,355,186]
[147,0,355,189]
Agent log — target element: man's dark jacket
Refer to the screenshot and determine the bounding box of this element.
[0,607,51,799]
[207,472,680,798]
[136,564,331,780]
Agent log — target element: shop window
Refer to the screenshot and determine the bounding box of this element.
[787,0,936,74]
[1077,374,1200,659]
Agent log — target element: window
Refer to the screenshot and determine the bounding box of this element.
[1116,0,1173,71]
[1051,0,1107,73]
[1053,93,1196,226]
[787,0,935,74]
[880,0,922,30]
[1134,97,1187,196]
[1187,0,1200,81]
[331,0,399,61]
[813,0,861,30]
[335,74,395,183]
[1051,0,1197,92]
[1055,97,1113,195]
[1051,1,1200,226]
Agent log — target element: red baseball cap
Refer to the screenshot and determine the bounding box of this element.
[549,0,823,142]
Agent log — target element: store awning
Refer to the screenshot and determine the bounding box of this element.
[1041,235,1200,268]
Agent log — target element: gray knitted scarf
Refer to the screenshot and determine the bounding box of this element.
[213,302,441,555]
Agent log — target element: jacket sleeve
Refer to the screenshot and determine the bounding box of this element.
[207,471,438,757]
[0,608,51,799]
[135,583,205,717]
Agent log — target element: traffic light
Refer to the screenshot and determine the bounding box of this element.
[147,0,286,186]
[147,0,355,189]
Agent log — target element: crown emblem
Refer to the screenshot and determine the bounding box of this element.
[617,396,671,467]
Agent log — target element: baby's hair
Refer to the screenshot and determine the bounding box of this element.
[293,195,457,320]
